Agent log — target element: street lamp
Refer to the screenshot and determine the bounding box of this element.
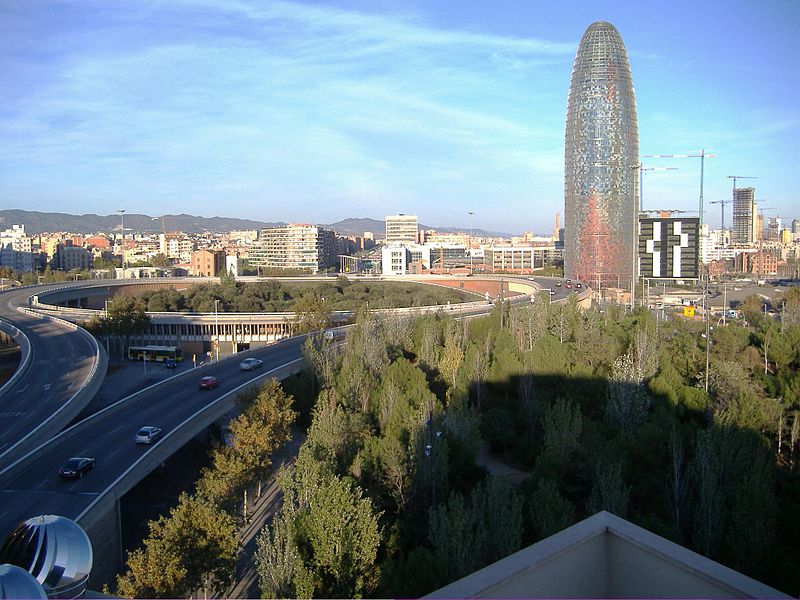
[214,299,220,362]
[117,209,126,273]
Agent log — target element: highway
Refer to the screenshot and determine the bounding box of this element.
[0,274,579,585]
[0,334,305,540]
[0,286,101,468]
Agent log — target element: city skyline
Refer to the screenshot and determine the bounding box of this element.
[1,0,798,233]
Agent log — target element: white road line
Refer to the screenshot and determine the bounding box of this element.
[15,384,28,394]
[34,478,49,490]
[108,424,124,435]
[106,449,119,460]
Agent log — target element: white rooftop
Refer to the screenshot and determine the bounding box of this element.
[426,511,788,599]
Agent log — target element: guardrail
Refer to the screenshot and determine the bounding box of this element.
[0,320,32,403]
[0,337,295,487]
[0,307,108,468]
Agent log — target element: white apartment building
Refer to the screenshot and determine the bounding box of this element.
[225,254,244,277]
[160,235,196,263]
[251,224,336,273]
[0,224,34,272]
[385,214,419,244]
[381,244,431,275]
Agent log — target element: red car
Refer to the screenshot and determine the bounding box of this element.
[565,282,572,289]
[199,376,221,390]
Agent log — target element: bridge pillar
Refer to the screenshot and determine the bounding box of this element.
[79,492,123,591]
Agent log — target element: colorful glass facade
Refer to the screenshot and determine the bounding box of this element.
[564,21,638,288]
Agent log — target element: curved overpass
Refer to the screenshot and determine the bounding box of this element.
[0,285,106,469]
[0,274,585,586]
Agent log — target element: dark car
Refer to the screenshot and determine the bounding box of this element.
[59,457,95,480]
[556,281,562,287]
[164,359,177,369]
[199,376,221,390]
[576,282,582,289]
[135,426,162,444]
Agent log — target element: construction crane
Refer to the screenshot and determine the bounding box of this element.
[643,150,716,229]
[632,164,679,211]
[727,175,757,193]
[709,199,731,230]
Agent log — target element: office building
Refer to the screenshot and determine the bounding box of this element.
[638,217,699,279]
[731,187,757,244]
[385,214,419,244]
[381,244,431,275]
[564,21,638,289]
[251,224,336,273]
[484,245,561,273]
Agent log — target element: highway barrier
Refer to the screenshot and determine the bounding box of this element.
[76,356,304,527]
[0,320,32,404]
[0,308,108,468]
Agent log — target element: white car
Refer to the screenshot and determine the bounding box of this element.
[239,358,264,371]
[135,426,162,444]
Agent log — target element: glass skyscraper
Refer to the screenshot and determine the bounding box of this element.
[564,21,638,289]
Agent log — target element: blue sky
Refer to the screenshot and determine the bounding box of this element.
[1,0,797,234]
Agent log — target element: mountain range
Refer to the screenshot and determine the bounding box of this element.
[0,210,512,238]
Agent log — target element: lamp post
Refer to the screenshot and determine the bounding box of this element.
[214,299,220,362]
[117,209,126,273]
[703,275,711,392]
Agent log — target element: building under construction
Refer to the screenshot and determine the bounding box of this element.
[732,187,757,244]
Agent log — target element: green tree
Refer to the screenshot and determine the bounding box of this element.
[439,329,465,392]
[429,477,523,583]
[256,509,310,599]
[542,398,582,466]
[103,295,151,359]
[587,461,630,518]
[529,478,575,539]
[605,351,650,432]
[264,461,382,599]
[116,493,238,598]
[198,380,296,510]
[150,253,170,268]
[293,292,330,333]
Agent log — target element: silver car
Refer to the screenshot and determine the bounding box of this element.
[135,426,162,444]
[239,358,263,371]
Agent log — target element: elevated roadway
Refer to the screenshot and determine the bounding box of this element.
[0,274,583,586]
[0,285,106,469]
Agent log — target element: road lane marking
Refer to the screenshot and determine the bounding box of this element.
[109,424,124,435]
[34,478,49,490]
[15,384,28,394]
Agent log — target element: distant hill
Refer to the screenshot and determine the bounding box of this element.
[0,209,282,234]
[0,209,513,237]
[327,217,512,239]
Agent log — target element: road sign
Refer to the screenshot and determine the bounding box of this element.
[683,306,695,317]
